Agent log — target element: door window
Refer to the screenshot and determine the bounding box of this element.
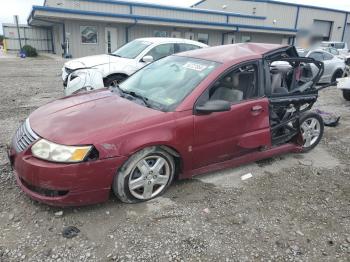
[175,43,200,53]
[146,44,175,61]
[323,52,333,60]
[203,64,259,104]
[308,52,324,61]
[334,42,345,49]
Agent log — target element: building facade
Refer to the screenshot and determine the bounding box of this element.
[20,0,350,58]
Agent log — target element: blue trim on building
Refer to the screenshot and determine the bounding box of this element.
[242,0,347,14]
[294,6,300,29]
[32,5,298,33]
[342,13,349,41]
[80,0,266,20]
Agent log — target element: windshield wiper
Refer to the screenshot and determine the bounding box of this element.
[111,85,151,108]
[108,53,121,57]
[125,91,151,108]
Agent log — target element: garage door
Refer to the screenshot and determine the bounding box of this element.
[343,23,350,47]
[312,20,333,41]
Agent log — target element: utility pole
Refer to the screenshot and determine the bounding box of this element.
[14,15,22,51]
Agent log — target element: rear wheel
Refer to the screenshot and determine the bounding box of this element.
[343,90,350,101]
[104,74,127,88]
[113,147,175,203]
[299,112,324,153]
[331,69,343,83]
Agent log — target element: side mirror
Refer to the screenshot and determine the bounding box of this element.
[195,100,231,114]
[142,55,154,63]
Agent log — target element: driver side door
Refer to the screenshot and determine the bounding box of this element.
[192,61,271,169]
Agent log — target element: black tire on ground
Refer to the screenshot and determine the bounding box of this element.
[299,112,324,153]
[113,147,175,203]
[104,74,127,87]
[331,69,343,83]
[343,90,350,101]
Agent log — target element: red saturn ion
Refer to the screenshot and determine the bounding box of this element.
[8,43,326,206]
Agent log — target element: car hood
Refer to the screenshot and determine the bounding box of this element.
[29,90,167,145]
[64,54,132,69]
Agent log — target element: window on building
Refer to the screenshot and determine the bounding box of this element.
[145,44,175,61]
[242,35,251,43]
[185,32,195,40]
[197,33,209,45]
[80,26,98,44]
[154,30,168,37]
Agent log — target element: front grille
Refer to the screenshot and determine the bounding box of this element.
[13,119,39,152]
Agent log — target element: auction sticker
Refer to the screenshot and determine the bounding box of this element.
[183,62,208,72]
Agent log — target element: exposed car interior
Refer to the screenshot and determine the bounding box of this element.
[209,64,259,103]
[266,48,325,146]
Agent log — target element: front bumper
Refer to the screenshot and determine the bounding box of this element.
[8,146,127,206]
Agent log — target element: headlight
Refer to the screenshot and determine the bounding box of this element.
[31,139,92,163]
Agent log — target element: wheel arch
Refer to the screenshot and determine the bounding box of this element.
[103,72,129,86]
[129,144,184,179]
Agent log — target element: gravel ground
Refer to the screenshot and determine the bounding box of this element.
[0,56,349,262]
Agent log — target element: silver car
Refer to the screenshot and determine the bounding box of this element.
[302,49,346,84]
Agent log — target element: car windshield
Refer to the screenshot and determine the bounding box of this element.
[118,56,219,111]
[111,40,152,59]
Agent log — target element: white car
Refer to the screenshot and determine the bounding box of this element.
[303,49,346,84]
[62,38,208,95]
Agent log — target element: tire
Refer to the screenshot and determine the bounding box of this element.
[104,74,127,88]
[299,112,324,153]
[113,147,175,203]
[331,69,343,83]
[343,90,350,101]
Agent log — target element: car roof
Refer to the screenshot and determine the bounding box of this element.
[135,37,208,47]
[176,43,288,63]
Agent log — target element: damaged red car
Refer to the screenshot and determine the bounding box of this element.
[8,43,327,206]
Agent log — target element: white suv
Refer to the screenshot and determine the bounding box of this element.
[62,38,208,95]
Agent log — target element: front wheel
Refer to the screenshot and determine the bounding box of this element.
[343,90,350,101]
[104,74,127,88]
[113,147,175,203]
[299,112,324,153]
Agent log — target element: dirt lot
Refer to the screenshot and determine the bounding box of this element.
[0,56,349,262]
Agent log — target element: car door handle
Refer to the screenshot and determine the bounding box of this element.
[251,105,263,115]
[251,105,263,112]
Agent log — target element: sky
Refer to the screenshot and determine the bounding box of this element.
[1,0,350,34]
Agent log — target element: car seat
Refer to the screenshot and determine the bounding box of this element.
[210,74,243,102]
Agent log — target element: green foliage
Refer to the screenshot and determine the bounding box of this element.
[22,45,38,57]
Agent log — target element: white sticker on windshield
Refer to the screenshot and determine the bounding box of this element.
[183,62,208,72]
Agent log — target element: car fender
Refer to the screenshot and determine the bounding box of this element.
[64,69,105,96]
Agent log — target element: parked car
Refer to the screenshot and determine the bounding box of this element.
[62,38,208,95]
[321,41,349,56]
[9,43,326,206]
[317,46,350,67]
[300,49,345,83]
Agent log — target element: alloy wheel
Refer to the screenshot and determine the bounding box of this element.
[300,117,321,148]
[128,155,171,200]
